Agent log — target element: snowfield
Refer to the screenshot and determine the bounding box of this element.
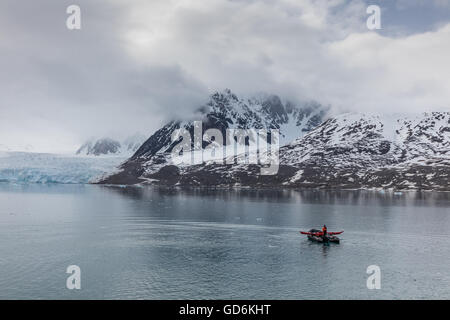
[0,152,127,184]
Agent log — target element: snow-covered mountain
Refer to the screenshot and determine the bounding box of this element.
[76,134,146,156]
[131,90,327,158]
[76,138,121,156]
[282,112,450,168]
[97,89,329,184]
[276,112,450,190]
[98,106,449,191]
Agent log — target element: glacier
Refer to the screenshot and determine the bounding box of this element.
[0,152,127,184]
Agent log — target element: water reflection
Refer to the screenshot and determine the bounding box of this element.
[103,185,450,208]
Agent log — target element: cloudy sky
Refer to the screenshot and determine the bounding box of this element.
[0,0,449,153]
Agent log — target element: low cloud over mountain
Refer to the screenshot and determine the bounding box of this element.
[0,1,449,153]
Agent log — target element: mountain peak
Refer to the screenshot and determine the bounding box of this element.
[76,138,121,156]
[76,134,147,156]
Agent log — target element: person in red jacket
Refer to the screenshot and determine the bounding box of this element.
[322,225,327,236]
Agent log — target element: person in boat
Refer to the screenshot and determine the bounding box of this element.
[322,225,327,237]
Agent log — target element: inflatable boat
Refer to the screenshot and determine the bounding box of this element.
[300,229,343,244]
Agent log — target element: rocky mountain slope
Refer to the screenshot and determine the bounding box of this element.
[97,91,449,191]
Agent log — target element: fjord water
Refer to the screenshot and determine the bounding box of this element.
[0,184,449,299]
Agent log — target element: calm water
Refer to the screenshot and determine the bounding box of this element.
[0,183,449,299]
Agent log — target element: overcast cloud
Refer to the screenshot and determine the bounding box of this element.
[0,0,449,153]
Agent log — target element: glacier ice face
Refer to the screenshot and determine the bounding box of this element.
[0,152,127,184]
